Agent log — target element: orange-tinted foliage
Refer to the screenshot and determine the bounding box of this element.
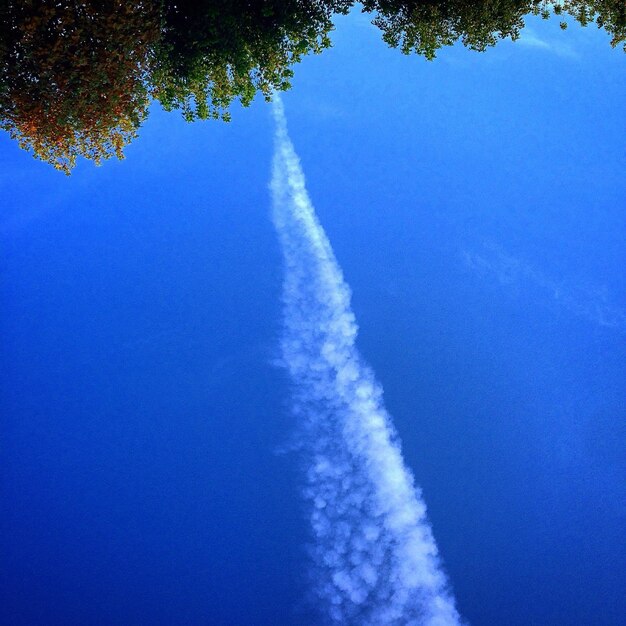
[0,1,160,174]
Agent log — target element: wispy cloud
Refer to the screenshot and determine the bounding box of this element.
[462,243,626,333]
[300,97,348,122]
[516,28,579,59]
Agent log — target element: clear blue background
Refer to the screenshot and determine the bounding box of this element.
[1,12,625,626]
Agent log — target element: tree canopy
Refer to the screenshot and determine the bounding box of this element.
[360,1,625,59]
[151,1,353,122]
[0,0,161,174]
[0,0,623,173]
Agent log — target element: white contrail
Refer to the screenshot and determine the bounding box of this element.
[270,95,462,626]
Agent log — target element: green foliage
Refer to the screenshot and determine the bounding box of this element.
[359,1,625,59]
[150,1,352,121]
[539,1,626,50]
[359,1,532,59]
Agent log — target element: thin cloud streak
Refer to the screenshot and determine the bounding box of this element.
[516,27,578,58]
[270,95,462,626]
[462,243,626,333]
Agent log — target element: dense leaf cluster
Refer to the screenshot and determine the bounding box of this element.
[0,0,160,174]
[0,0,623,173]
[360,1,625,59]
[152,1,352,122]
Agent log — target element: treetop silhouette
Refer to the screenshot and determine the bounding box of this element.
[0,0,623,173]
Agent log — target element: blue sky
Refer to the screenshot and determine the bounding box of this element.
[1,11,625,626]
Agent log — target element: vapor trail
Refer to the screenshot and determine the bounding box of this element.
[270,96,462,626]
